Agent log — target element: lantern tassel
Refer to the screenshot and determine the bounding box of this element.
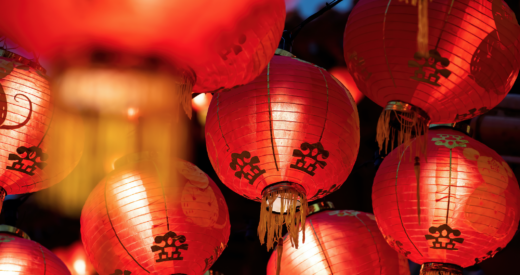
[414,156,421,225]
[420,263,463,275]
[258,187,308,252]
[376,108,428,158]
[400,0,429,57]
[276,237,283,275]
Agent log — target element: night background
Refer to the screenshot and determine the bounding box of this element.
[1,0,519,274]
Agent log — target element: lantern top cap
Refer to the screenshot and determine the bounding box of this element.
[275,49,296,58]
[0,225,31,240]
[0,49,46,74]
[308,201,335,216]
[113,151,158,169]
[429,122,472,135]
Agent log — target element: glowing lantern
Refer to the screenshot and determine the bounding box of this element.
[53,241,96,275]
[0,225,71,275]
[343,0,520,155]
[205,50,360,251]
[266,202,410,275]
[372,126,520,274]
[0,0,286,117]
[81,152,230,275]
[329,67,364,104]
[0,49,84,213]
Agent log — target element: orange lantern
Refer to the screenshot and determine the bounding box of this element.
[266,202,410,275]
[0,49,84,213]
[81,153,230,275]
[343,0,520,155]
[372,126,520,274]
[0,225,71,274]
[205,50,360,252]
[0,0,286,117]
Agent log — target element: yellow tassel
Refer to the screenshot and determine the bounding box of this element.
[258,188,308,251]
[399,0,430,57]
[276,237,283,275]
[376,109,428,159]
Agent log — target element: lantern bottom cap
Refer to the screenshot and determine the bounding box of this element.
[258,182,308,251]
[377,100,430,157]
[420,262,463,275]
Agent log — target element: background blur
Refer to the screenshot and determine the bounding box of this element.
[1,0,519,274]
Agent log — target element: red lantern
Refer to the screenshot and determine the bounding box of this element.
[53,241,96,275]
[343,0,520,154]
[266,202,411,275]
[205,50,360,251]
[372,126,520,274]
[0,50,84,213]
[0,225,71,275]
[81,153,230,275]
[0,0,286,116]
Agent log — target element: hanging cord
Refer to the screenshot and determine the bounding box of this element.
[279,0,344,51]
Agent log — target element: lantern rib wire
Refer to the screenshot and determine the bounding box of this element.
[267,62,279,171]
[151,160,170,230]
[309,219,334,275]
[39,245,47,275]
[383,0,397,88]
[446,148,453,224]
[103,176,150,274]
[394,145,423,256]
[435,0,456,49]
[353,214,383,275]
[317,68,329,142]
[216,93,230,152]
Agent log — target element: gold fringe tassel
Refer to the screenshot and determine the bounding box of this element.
[420,263,462,275]
[258,188,308,251]
[376,109,429,159]
[400,0,430,57]
[276,237,283,275]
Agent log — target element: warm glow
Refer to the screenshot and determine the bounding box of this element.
[73,259,86,275]
[127,107,139,119]
[192,93,213,112]
[0,263,23,274]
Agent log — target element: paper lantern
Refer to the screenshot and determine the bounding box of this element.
[81,152,230,275]
[53,241,96,275]
[0,50,84,213]
[0,225,71,275]
[205,50,360,251]
[0,0,286,117]
[343,0,520,154]
[266,202,410,275]
[372,126,520,274]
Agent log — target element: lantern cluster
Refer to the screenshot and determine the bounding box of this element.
[372,127,520,273]
[205,50,360,251]
[343,0,520,154]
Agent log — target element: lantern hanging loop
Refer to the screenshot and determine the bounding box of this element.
[279,0,344,51]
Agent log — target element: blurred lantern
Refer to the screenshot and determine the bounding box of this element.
[205,50,360,253]
[266,202,411,275]
[343,0,520,155]
[0,48,84,214]
[329,67,364,104]
[53,241,96,275]
[0,0,286,117]
[81,152,230,275]
[0,225,71,275]
[372,126,520,274]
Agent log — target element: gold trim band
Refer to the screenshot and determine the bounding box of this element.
[384,101,430,122]
[308,201,335,216]
[0,225,31,240]
[0,49,46,74]
[420,262,462,275]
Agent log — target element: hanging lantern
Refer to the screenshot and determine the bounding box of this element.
[0,225,71,274]
[81,152,230,275]
[372,126,520,274]
[53,241,96,275]
[266,202,411,275]
[0,0,286,117]
[205,50,360,252]
[343,0,520,155]
[0,49,84,213]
